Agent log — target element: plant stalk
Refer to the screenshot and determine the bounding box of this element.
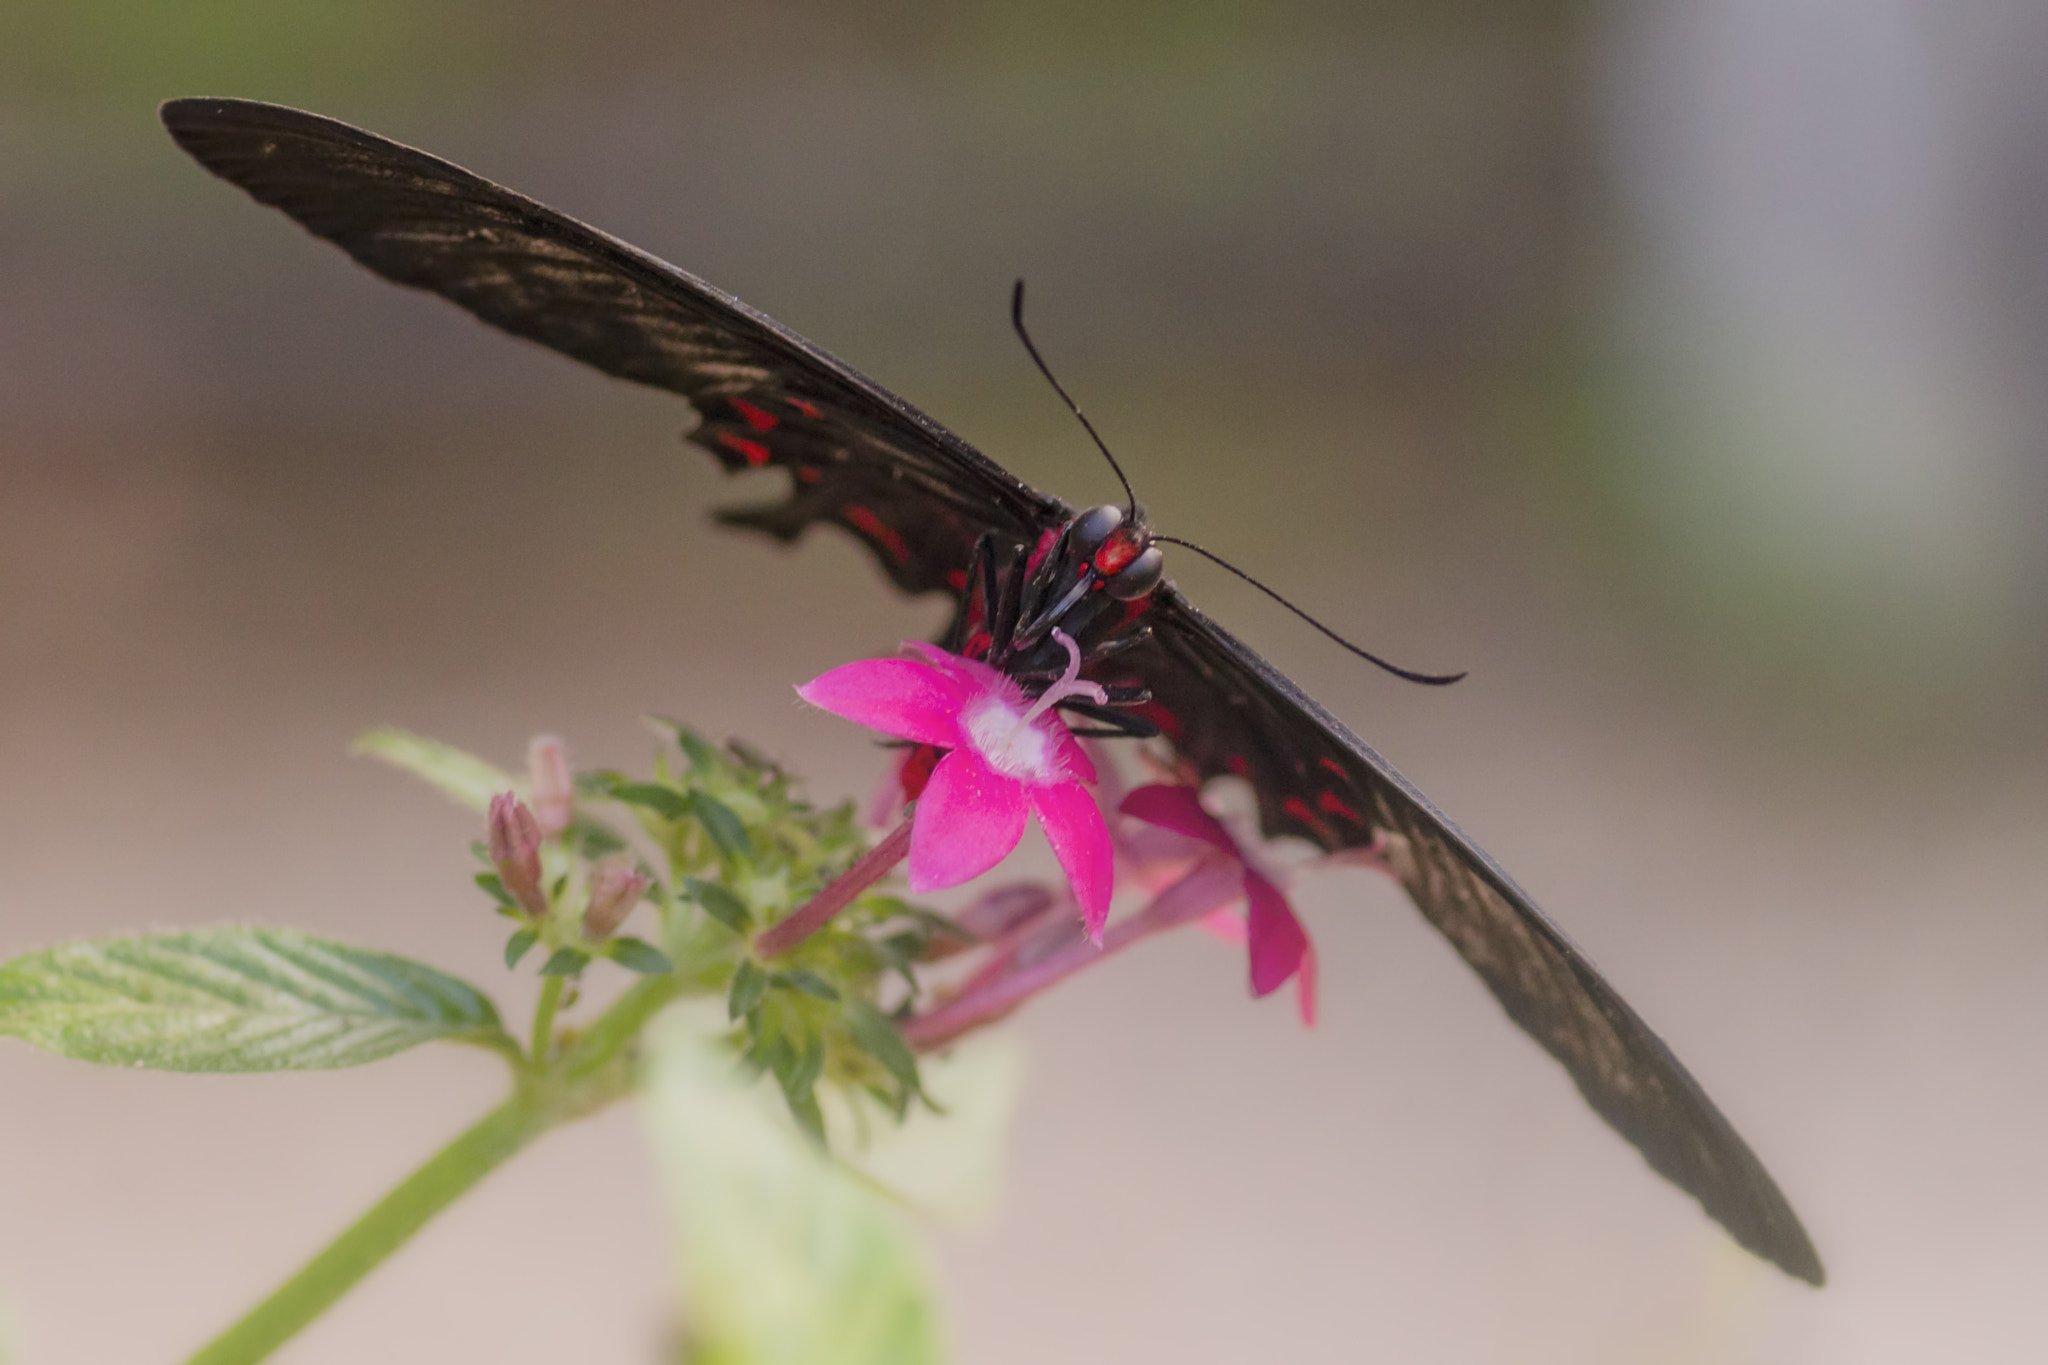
[182,1096,551,1365]
[754,815,914,958]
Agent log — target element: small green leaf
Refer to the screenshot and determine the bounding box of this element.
[846,1000,921,1096]
[772,970,840,1002]
[503,929,540,969]
[603,780,693,821]
[785,1087,827,1148]
[669,724,721,774]
[728,961,767,1020]
[689,791,754,858]
[607,937,673,975]
[685,878,753,935]
[538,948,590,978]
[353,728,513,812]
[0,928,505,1072]
[474,872,516,908]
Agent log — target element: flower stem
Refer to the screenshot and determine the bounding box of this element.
[754,815,914,958]
[530,974,565,1061]
[181,1097,551,1365]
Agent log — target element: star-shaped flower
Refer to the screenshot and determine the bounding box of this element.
[797,631,1116,939]
[1120,782,1317,1024]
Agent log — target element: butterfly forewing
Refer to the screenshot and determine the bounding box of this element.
[160,96,1822,1285]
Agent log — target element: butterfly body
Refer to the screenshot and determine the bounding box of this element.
[159,97,1823,1285]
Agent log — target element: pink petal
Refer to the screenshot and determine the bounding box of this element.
[1120,783,1231,852]
[1030,781,1115,941]
[1034,712,1097,785]
[908,749,1028,891]
[1295,938,1319,1028]
[1244,871,1310,998]
[796,657,966,748]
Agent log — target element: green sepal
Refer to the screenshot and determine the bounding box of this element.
[607,937,673,975]
[567,817,627,859]
[685,878,753,935]
[538,947,590,978]
[503,929,540,969]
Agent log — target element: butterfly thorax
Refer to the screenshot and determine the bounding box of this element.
[942,504,1165,741]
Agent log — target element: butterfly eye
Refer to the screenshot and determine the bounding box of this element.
[1070,504,1124,557]
[1106,544,1164,600]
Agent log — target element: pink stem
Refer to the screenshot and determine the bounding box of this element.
[755,816,915,958]
[903,851,1245,1049]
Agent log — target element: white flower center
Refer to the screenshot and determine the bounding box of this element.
[962,629,1106,782]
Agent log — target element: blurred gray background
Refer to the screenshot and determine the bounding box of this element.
[3,1,2045,1360]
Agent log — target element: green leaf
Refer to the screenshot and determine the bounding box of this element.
[352,728,513,812]
[0,928,505,1072]
[728,961,767,1021]
[503,929,540,970]
[689,791,754,859]
[772,970,840,1002]
[538,948,590,978]
[685,878,753,935]
[607,937,673,975]
[643,1027,945,1365]
[845,1000,921,1097]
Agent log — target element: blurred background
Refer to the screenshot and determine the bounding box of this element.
[3,1,2045,1360]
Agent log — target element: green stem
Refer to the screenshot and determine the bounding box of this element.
[182,1097,550,1365]
[530,974,566,1061]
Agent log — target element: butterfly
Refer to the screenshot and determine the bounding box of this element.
[159,97,1823,1285]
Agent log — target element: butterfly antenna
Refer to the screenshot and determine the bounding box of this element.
[1151,535,1467,686]
[1011,280,1137,519]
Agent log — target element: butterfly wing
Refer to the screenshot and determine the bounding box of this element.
[163,98,1820,1283]
[159,97,1064,593]
[1118,590,1823,1283]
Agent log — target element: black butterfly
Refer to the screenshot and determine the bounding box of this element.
[160,97,1823,1285]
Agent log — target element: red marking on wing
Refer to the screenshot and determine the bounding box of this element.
[901,744,940,801]
[731,398,777,432]
[1317,790,1365,824]
[945,567,968,591]
[963,629,993,661]
[716,432,772,467]
[843,504,910,563]
[787,397,822,419]
[1317,755,1348,779]
[1226,754,1250,777]
[795,466,821,484]
[1283,796,1335,843]
[1129,700,1182,742]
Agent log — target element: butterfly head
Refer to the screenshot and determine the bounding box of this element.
[1070,503,1165,602]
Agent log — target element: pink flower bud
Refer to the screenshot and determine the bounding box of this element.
[582,856,650,939]
[527,734,574,838]
[487,792,549,916]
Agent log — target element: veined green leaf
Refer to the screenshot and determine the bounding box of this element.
[643,1025,945,1365]
[538,947,590,978]
[0,928,505,1072]
[607,937,673,975]
[352,728,513,812]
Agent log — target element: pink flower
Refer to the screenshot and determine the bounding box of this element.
[797,632,1116,940]
[1120,783,1318,1025]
